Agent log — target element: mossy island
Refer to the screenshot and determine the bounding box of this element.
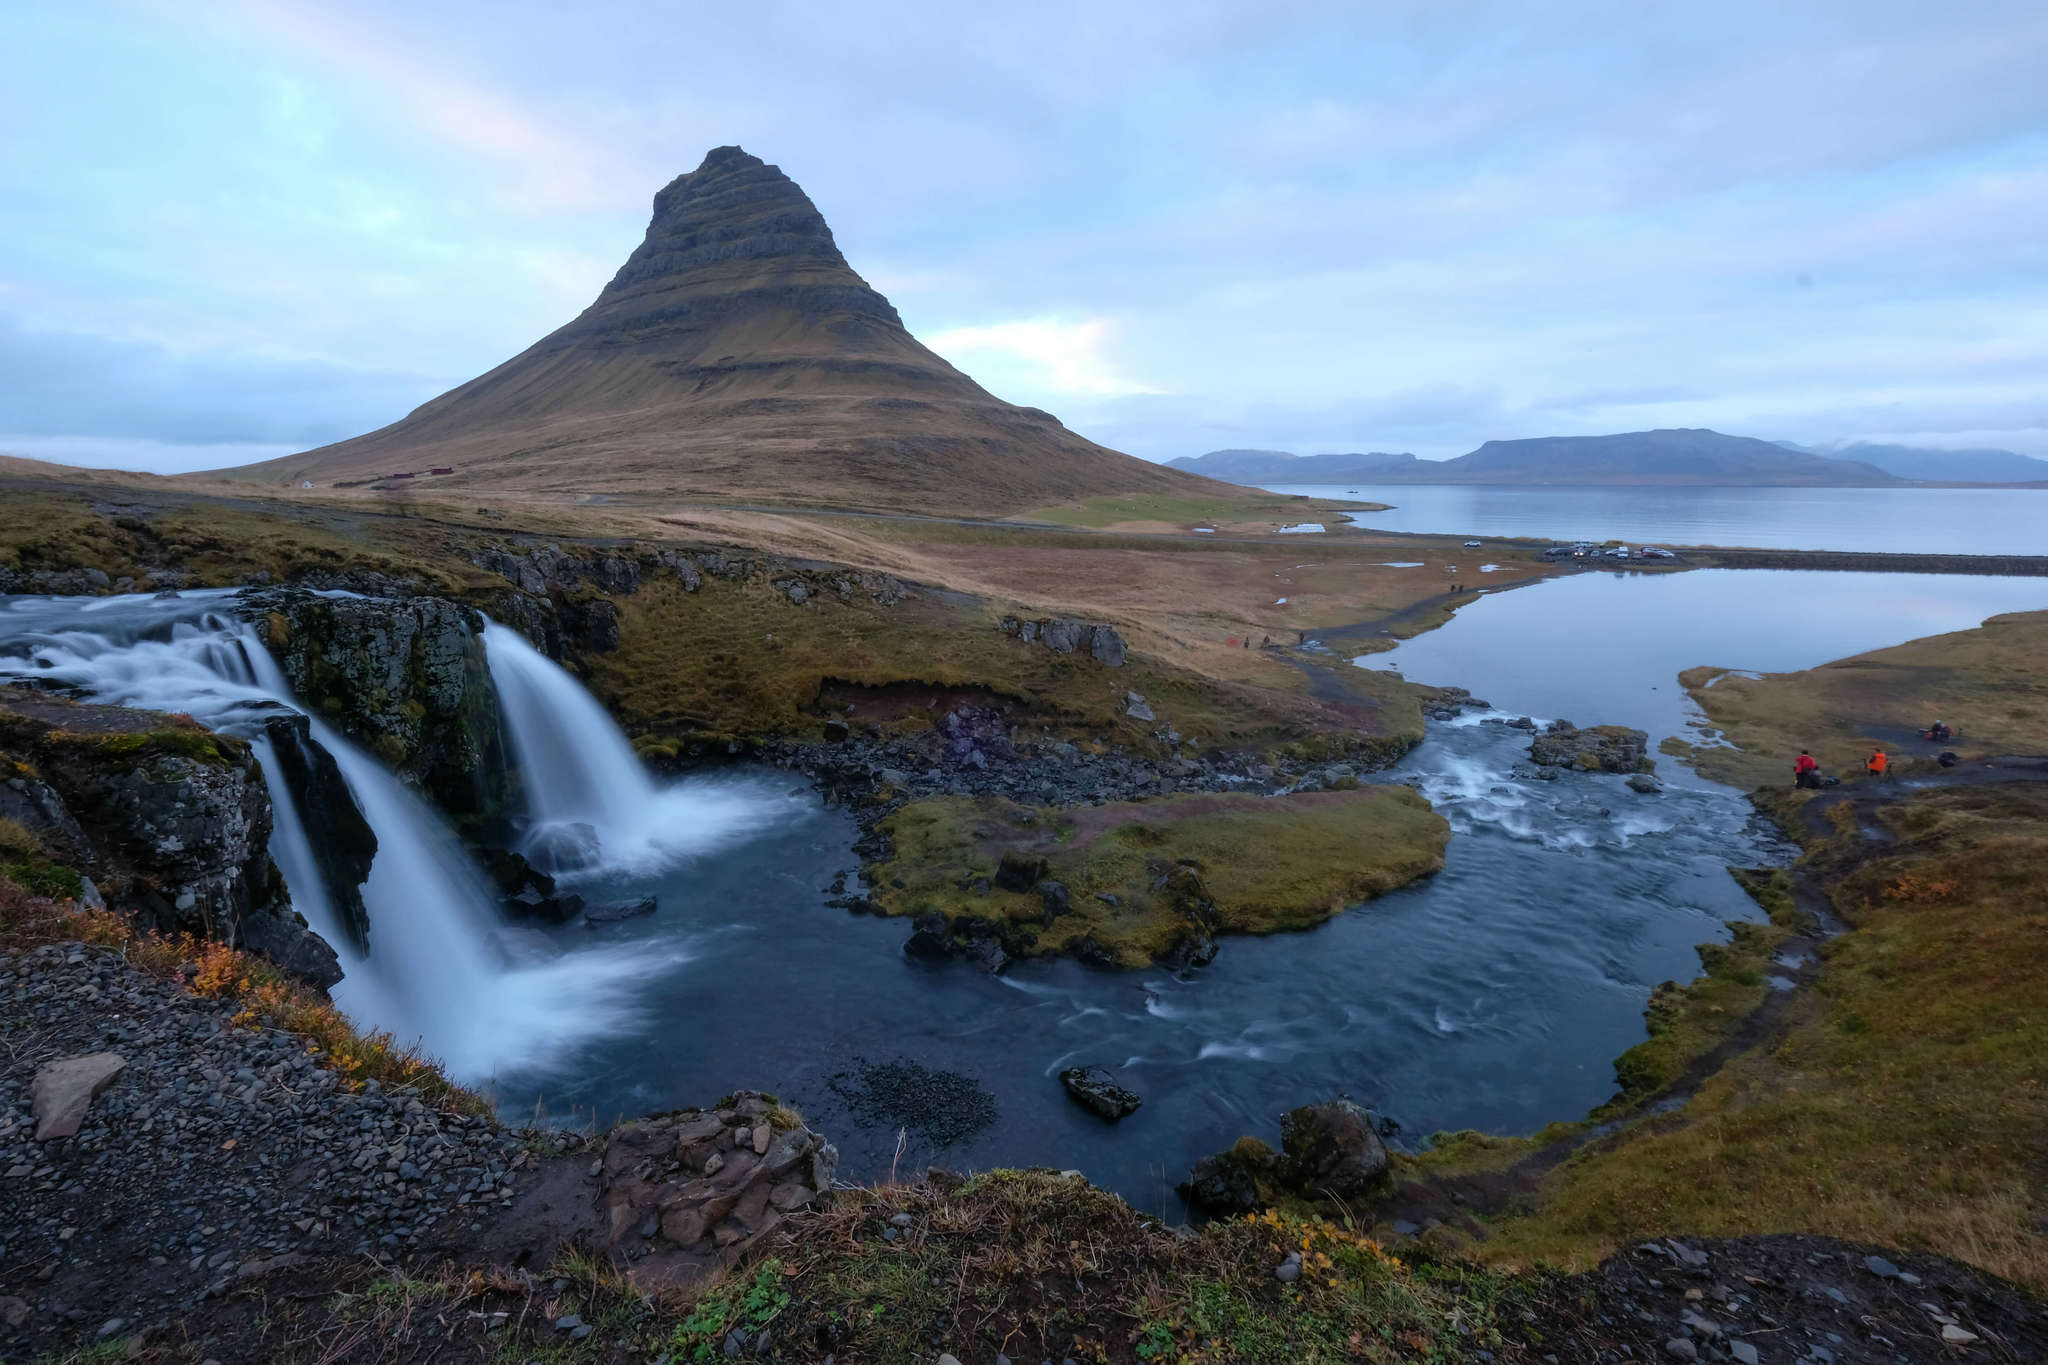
[867,786,1449,967]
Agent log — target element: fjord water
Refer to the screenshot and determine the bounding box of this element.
[1261,482,2048,555]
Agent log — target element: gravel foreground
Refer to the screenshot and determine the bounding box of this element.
[0,944,533,1357]
[5,943,2046,1364]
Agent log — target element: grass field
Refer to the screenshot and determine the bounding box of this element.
[1673,609,2048,788]
[1471,781,2048,1292]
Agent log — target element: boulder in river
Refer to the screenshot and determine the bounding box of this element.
[1529,719,1654,774]
[1059,1066,1143,1121]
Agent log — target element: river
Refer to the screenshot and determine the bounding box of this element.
[5,569,2045,1219]
[1257,483,2048,556]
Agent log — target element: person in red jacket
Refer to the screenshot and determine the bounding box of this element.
[1794,750,1820,788]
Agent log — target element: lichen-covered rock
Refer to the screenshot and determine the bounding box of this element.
[598,1092,836,1287]
[1181,1099,1391,1215]
[1529,719,1653,774]
[999,615,1128,666]
[1278,1098,1390,1201]
[1179,1136,1276,1215]
[0,689,334,985]
[1059,1065,1143,1121]
[60,738,282,939]
[247,589,511,827]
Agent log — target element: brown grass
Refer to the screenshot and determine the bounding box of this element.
[1475,782,2048,1292]
[1674,609,2048,788]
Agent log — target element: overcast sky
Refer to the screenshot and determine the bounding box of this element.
[5,0,2046,471]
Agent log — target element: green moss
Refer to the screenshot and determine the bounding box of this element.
[29,726,246,772]
[2,860,83,900]
[867,787,1449,966]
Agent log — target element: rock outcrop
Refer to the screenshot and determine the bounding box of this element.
[1180,1098,1391,1215]
[0,689,337,987]
[1529,719,1654,774]
[259,712,377,952]
[999,616,1129,667]
[598,1093,837,1287]
[247,590,511,828]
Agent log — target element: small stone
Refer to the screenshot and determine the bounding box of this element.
[570,1324,592,1341]
[889,1213,913,1228]
[1728,1345,1758,1365]
[554,1314,583,1331]
[1663,1339,1696,1361]
[1822,1286,1848,1305]
[939,1356,964,1365]
[1275,1251,1302,1283]
[1863,1254,1899,1279]
[32,1052,127,1140]
[752,1123,771,1155]
[1940,1324,1979,1345]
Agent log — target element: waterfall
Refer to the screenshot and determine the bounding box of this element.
[0,592,670,1083]
[482,622,795,878]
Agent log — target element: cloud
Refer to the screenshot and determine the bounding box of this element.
[924,318,1167,398]
[225,0,652,212]
[0,314,436,452]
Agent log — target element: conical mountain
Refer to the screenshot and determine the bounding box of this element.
[230,147,1223,513]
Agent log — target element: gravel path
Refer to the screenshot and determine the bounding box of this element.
[0,944,532,1356]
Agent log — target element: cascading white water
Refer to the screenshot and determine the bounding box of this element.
[0,592,670,1082]
[482,622,795,878]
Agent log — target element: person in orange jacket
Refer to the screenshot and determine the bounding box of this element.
[1867,747,1889,778]
[1794,749,1820,788]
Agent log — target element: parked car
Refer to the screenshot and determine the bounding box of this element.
[1463,539,1483,548]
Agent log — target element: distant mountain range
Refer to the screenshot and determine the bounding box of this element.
[1168,449,1425,483]
[1790,442,2048,485]
[1169,429,2048,487]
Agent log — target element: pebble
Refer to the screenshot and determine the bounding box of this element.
[1863,1255,1900,1279]
[1275,1251,1302,1283]
[1728,1344,1758,1365]
[1663,1338,1696,1360]
[1940,1323,1980,1344]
